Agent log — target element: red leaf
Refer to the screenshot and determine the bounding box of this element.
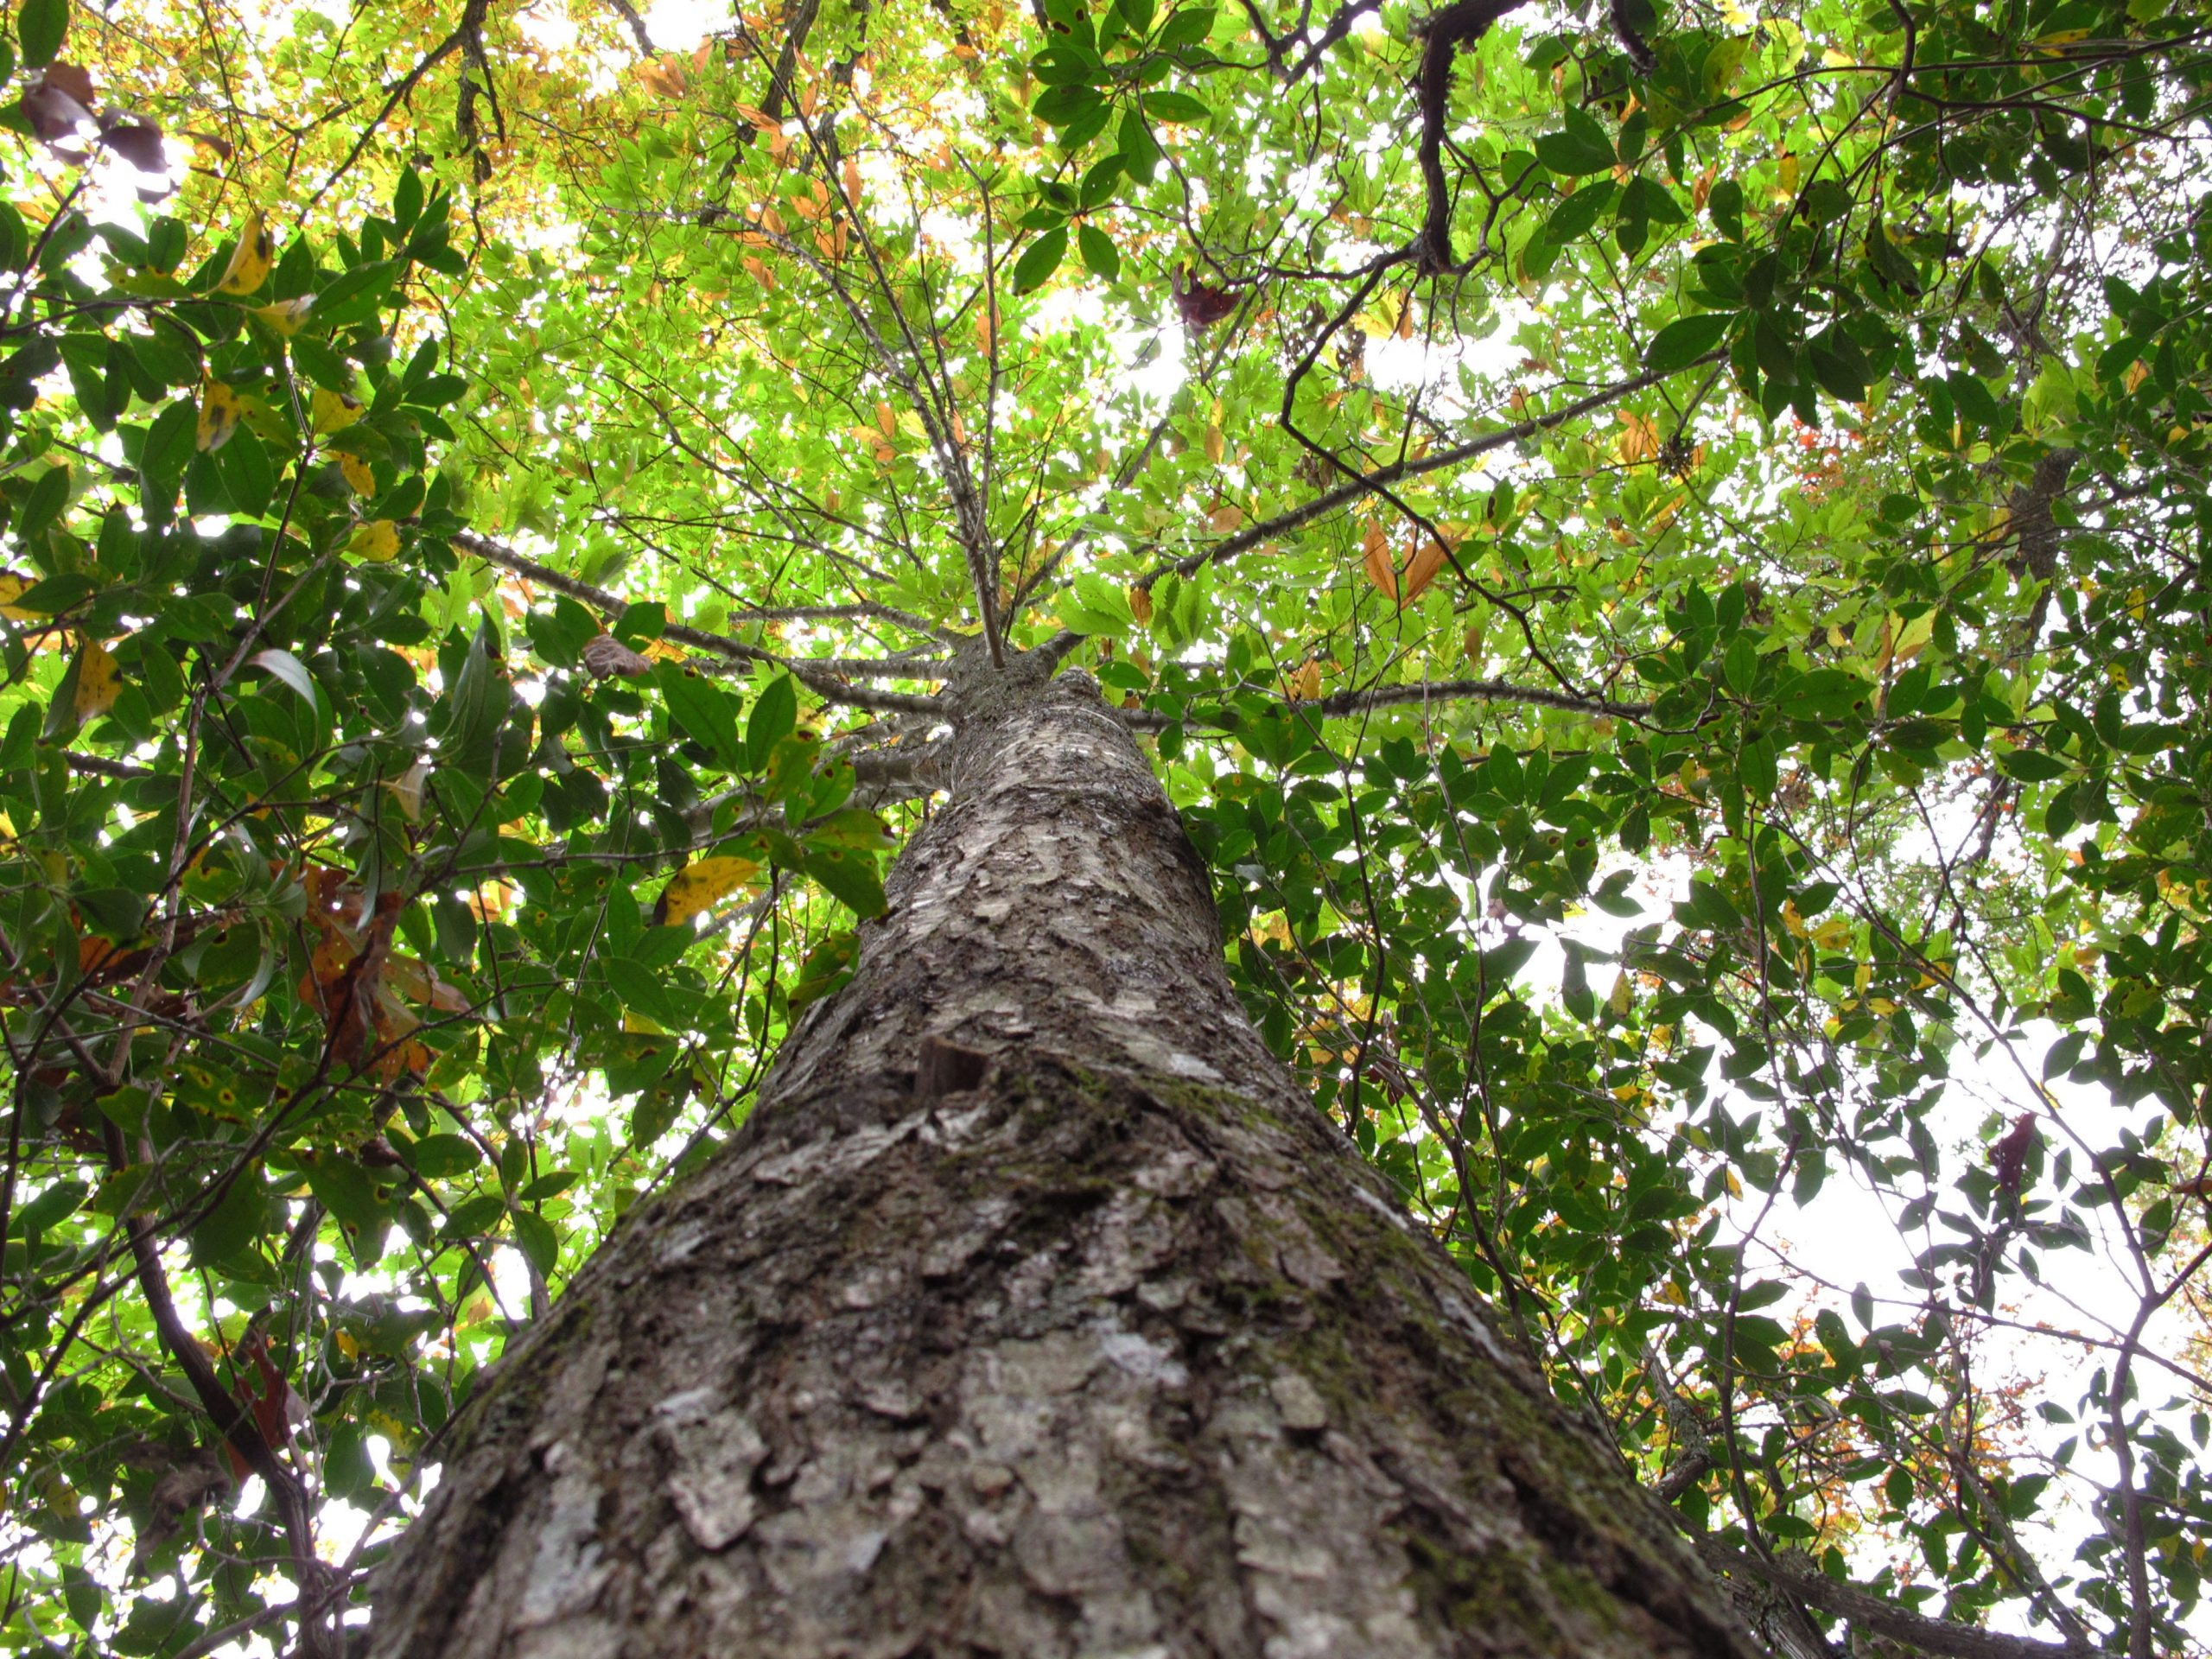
[1991,1111,2037,1195]
[1173,266,1239,331]
[20,65,96,159]
[99,114,166,171]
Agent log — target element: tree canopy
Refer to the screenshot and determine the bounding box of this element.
[0,0,2208,1651]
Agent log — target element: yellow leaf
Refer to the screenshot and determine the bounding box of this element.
[336,452,374,494]
[215,210,274,296]
[1287,659,1320,701]
[385,758,429,823]
[252,296,314,336]
[1811,918,1853,950]
[347,520,400,562]
[1609,972,1633,1016]
[657,855,762,926]
[1617,409,1661,465]
[73,640,120,722]
[334,1330,359,1360]
[311,387,362,434]
[842,157,863,210]
[1128,584,1154,625]
[875,400,897,439]
[1203,423,1224,464]
[196,380,242,452]
[0,574,36,621]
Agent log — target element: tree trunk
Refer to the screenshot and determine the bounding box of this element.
[367,660,1760,1659]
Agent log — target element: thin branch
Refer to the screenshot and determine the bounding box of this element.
[455,531,945,716]
[600,0,654,54]
[309,0,488,208]
[1694,1540,2098,1659]
[1116,674,1648,729]
[1034,353,1712,672]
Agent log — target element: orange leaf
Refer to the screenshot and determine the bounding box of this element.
[1361,522,1396,599]
[1400,537,1449,602]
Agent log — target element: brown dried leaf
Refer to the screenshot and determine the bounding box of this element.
[581,633,653,679]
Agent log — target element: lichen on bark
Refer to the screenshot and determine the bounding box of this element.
[367,664,1760,1659]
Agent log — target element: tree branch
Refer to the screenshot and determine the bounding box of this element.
[1414,0,1534,272]
[1694,1539,2098,1659]
[1115,674,1648,729]
[600,0,654,54]
[309,0,490,208]
[455,531,945,717]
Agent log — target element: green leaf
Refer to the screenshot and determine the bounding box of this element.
[17,463,70,540]
[140,398,197,504]
[512,1208,561,1274]
[746,673,798,770]
[789,928,859,1008]
[75,886,147,940]
[1117,109,1162,181]
[803,843,887,918]
[1808,332,1869,402]
[1539,181,1618,250]
[1014,226,1069,293]
[1033,85,1104,128]
[14,1178,86,1237]
[16,0,67,67]
[1644,312,1732,373]
[1077,221,1121,282]
[1535,130,1615,176]
[1155,3,1214,47]
[315,257,403,324]
[659,664,746,772]
[406,1133,481,1179]
[1999,747,2069,782]
[1141,90,1209,122]
[190,1176,267,1267]
[248,646,318,709]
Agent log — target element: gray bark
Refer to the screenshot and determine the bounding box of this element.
[367,654,1763,1659]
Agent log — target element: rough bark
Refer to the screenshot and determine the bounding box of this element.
[367,655,1763,1659]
